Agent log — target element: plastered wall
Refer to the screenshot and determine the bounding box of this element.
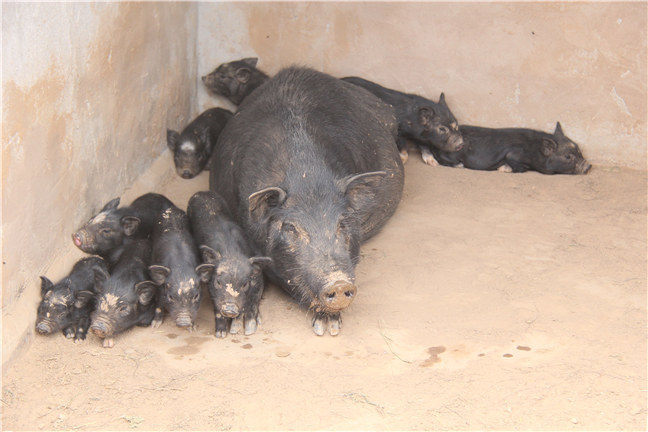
[2,3,198,367]
[197,1,646,169]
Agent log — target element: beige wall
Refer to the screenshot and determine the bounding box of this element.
[197,1,646,169]
[2,3,198,367]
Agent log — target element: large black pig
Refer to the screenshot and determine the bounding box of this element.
[187,191,271,337]
[201,58,269,105]
[167,107,233,179]
[210,67,404,336]
[72,193,173,259]
[89,239,156,348]
[342,76,464,164]
[36,256,107,342]
[428,122,592,174]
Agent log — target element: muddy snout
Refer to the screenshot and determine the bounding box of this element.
[175,312,194,328]
[90,320,111,338]
[319,280,357,311]
[36,321,53,334]
[219,303,240,319]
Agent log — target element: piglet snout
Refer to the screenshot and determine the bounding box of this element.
[320,280,356,311]
[36,321,52,334]
[220,303,240,318]
[90,321,109,338]
[175,313,193,328]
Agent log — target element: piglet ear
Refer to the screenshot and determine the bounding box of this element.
[167,129,180,152]
[135,281,157,306]
[74,290,95,308]
[554,122,564,138]
[418,107,436,128]
[235,67,251,83]
[101,198,120,212]
[195,263,215,283]
[40,276,54,296]
[148,265,171,285]
[93,267,110,289]
[120,216,141,236]
[439,92,448,107]
[541,138,558,157]
[199,245,222,264]
[241,57,258,68]
[249,256,273,268]
[341,171,387,211]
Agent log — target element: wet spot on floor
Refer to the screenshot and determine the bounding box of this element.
[242,343,252,349]
[478,353,485,357]
[231,339,240,343]
[516,345,531,351]
[503,353,513,358]
[421,346,446,367]
[166,333,178,339]
[345,351,354,356]
[276,349,291,357]
[167,345,199,356]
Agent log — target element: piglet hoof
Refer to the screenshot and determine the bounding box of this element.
[64,328,75,339]
[151,318,163,329]
[327,314,342,336]
[454,163,464,168]
[399,149,409,164]
[244,317,258,336]
[214,330,228,338]
[421,151,439,167]
[229,316,243,334]
[74,331,87,343]
[312,314,326,336]
[497,164,513,173]
[102,338,115,349]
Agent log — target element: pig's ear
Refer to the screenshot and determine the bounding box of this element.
[199,245,222,264]
[249,256,273,268]
[195,263,215,283]
[241,57,258,68]
[199,127,211,147]
[74,290,94,308]
[93,267,110,290]
[418,107,436,128]
[235,67,251,83]
[40,276,54,296]
[554,122,564,138]
[248,187,287,222]
[135,281,157,305]
[438,93,448,107]
[101,198,120,212]
[341,171,387,210]
[148,265,171,285]
[120,216,141,236]
[167,129,180,151]
[541,138,558,157]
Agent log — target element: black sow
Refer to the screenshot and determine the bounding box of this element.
[210,67,404,336]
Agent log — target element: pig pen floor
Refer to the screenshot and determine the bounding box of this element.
[2,157,646,431]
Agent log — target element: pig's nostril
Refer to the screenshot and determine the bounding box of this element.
[344,290,354,298]
[327,292,336,299]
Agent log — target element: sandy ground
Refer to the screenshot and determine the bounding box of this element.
[2,156,646,430]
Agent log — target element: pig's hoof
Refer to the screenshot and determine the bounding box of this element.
[102,338,114,348]
[421,152,439,166]
[328,314,341,336]
[312,314,326,336]
[498,164,513,173]
[214,330,228,338]
[229,316,243,334]
[151,318,163,329]
[74,332,86,343]
[244,317,258,336]
[399,149,409,164]
[64,328,75,339]
[454,163,464,168]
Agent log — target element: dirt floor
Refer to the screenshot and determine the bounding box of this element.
[2,155,646,430]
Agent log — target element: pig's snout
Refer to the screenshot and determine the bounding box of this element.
[90,321,110,338]
[450,135,464,152]
[71,232,84,248]
[175,313,193,328]
[220,303,240,318]
[181,170,193,179]
[577,160,592,174]
[319,280,356,311]
[36,321,52,334]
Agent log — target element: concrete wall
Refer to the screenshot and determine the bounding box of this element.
[197,1,646,169]
[2,3,198,367]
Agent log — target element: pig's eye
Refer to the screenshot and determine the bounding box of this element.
[118,305,129,315]
[282,222,298,237]
[565,154,573,160]
[192,293,200,302]
[166,293,174,302]
[437,125,449,134]
[100,229,111,238]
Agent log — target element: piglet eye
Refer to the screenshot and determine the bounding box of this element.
[565,154,573,160]
[437,125,449,134]
[282,222,298,236]
[118,305,129,314]
[192,293,200,302]
[100,229,111,238]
